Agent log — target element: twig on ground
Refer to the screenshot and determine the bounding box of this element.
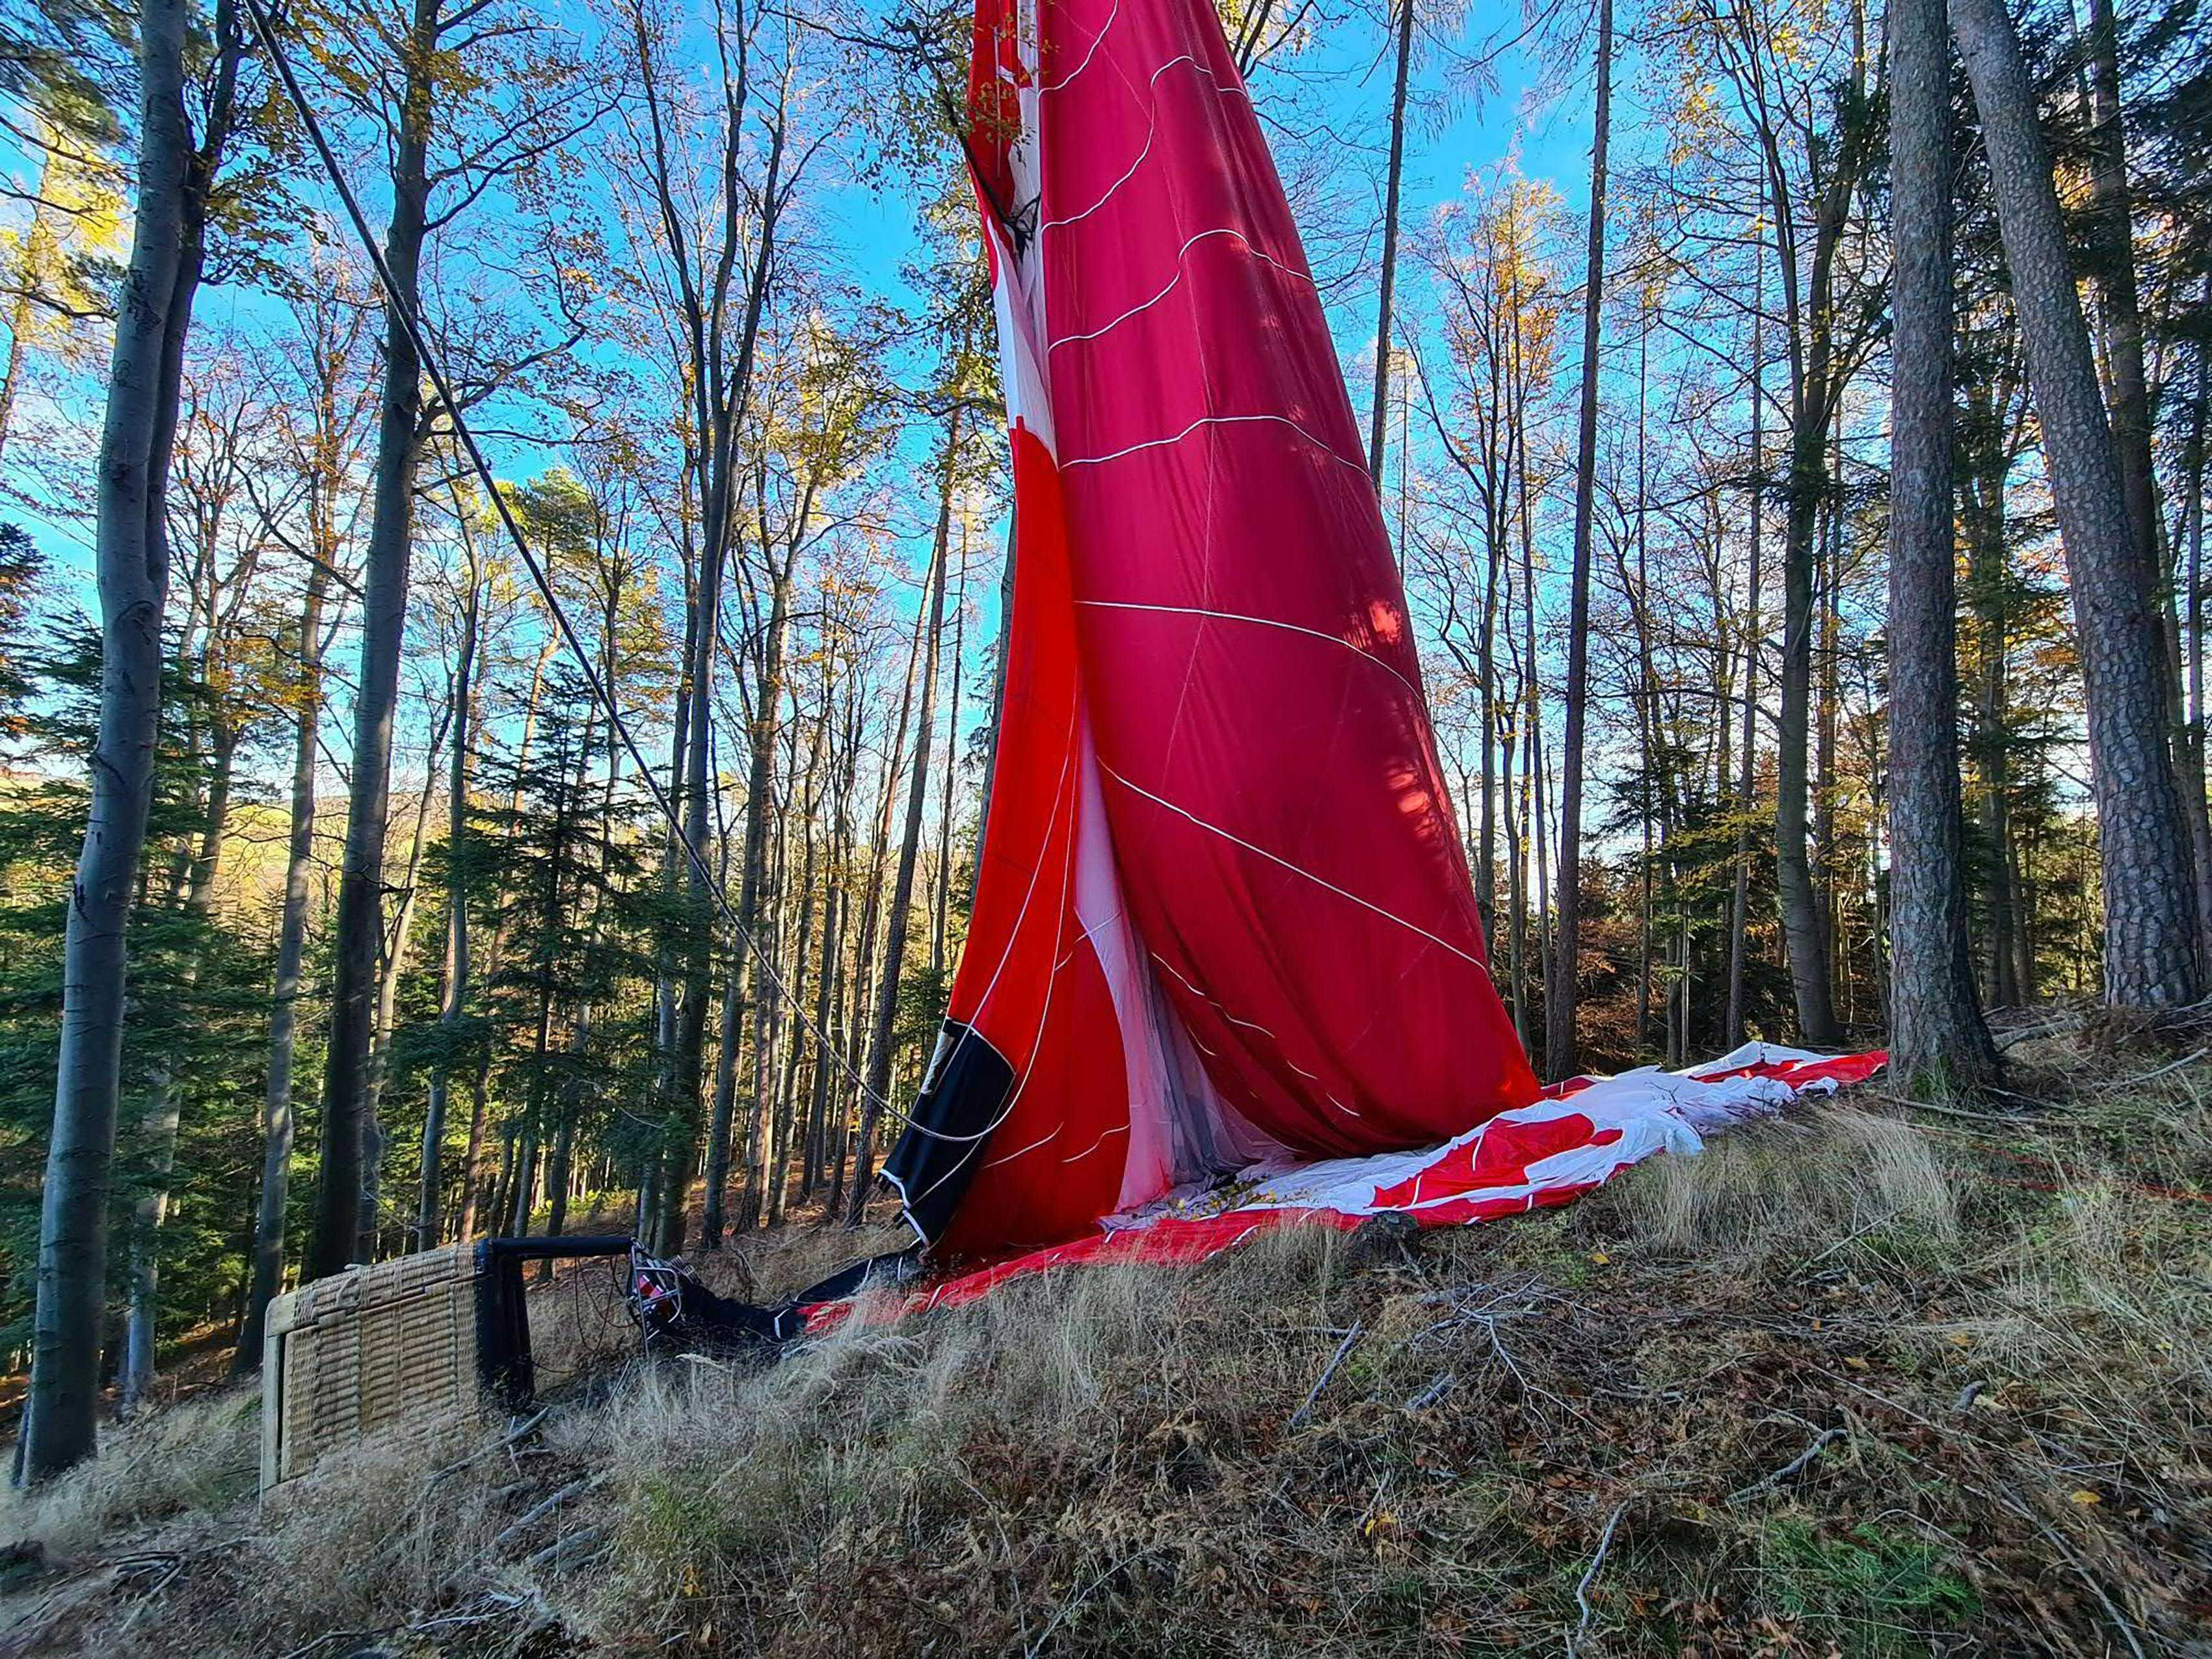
[1881,1092,2045,1126]
[520,1524,606,1574]
[493,1471,607,1553]
[2098,1048,2209,1091]
[1404,1372,1454,1411]
[1995,1015,2084,1052]
[1727,1427,1849,1504]
[1287,1321,1363,1430]
[1026,1549,1150,1658]
[1566,1500,1629,1658]
[1790,1208,1900,1275]
[421,1408,549,1495]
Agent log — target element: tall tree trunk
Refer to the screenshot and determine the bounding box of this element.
[660,528,724,1256]
[120,708,235,1408]
[1962,361,2025,1007]
[25,0,235,1482]
[120,704,235,1408]
[849,408,960,1217]
[2184,348,2212,981]
[2077,0,2160,596]
[1499,567,1528,1042]
[933,534,966,973]
[1546,0,1611,1080]
[1750,25,1867,1048]
[312,0,436,1278]
[1952,0,2201,1006]
[1817,433,1845,1014]
[1887,0,1997,1093]
[456,1057,492,1238]
[704,565,793,1245]
[1727,290,1765,1045]
[1517,441,1551,1062]
[420,556,480,1249]
[356,711,446,1261]
[1365,0,1416,513]
[766,711,828,1227]
[836,609,924,1219]
[1774,384,1843,1040]
[237,555,332,1372]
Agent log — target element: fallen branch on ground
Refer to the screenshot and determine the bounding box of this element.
[1566,1500,1629,1658]
[1287,1321,1363,1430]
[1728,1427,1848,1504]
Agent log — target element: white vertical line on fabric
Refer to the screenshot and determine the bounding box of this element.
[1147,949,1320,1080]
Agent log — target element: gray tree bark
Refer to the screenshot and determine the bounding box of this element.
[1727,281,1765,1046]
[1886,0,1997,1093]
[312,0,436,1278]
[25,0,238,1482]
[1952,0,2201,1006]
[704,559,793,1244]
[850,408,959,1216]
[419,548,481,1249]
[1545,0,1610,1080]
[1365,0,1416,514]
[237,551,330,1370]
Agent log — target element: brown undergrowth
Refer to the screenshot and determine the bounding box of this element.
[2,1034,2207,1656]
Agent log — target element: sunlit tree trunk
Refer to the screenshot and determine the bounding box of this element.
[851,408,960,1215]
[1547,0,1610,1081]
[1727,288,1765,1046]
[1365,0,1415,516]
[238,550,332,1371]
[419,547,481,1249]
[312,0,436,1278]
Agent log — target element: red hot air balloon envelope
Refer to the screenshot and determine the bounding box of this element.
[864,0,1885,1301]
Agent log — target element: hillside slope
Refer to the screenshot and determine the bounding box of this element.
[3,1029,2208,1657]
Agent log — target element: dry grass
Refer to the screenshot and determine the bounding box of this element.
[5,1037,2209,1656]
[0,1387,257,1558]
[1590,1101,1960,1263]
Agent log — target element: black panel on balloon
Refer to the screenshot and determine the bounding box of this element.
[881,1021,1016,1246]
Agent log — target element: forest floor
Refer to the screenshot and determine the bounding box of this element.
[1,1020,2208,1657]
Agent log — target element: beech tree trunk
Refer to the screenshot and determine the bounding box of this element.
[1952,0,2201,1006]
[237,553,332,1371]
[25,0,236,1483]
[849,408,959,1216]
[420,556,481,1248]
[312,0,436,1277]
[1727,288,1764,1046]
[1886,0,1996,1093]
[1545,0,1611,1080]
[704,566,793,1245]
[1365,0,1416,512]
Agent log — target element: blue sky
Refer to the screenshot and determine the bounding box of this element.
[0,0,1614,808]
